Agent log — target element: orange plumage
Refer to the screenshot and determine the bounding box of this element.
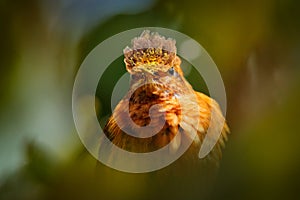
[99,30,229,168]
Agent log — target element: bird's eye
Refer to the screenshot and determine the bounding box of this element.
[168,67,175,75]
[130,74,138,80]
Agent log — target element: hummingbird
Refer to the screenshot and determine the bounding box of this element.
[97,30,230,199]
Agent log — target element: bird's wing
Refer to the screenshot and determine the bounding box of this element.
[194,92,230,164]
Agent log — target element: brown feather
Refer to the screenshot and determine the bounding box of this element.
[99,30,229,168]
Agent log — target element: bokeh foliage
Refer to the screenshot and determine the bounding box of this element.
[0,0,300,199]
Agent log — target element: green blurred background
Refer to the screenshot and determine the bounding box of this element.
[1,0,300,199]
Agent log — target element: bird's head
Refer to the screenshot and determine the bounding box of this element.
[123,30,185,90]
